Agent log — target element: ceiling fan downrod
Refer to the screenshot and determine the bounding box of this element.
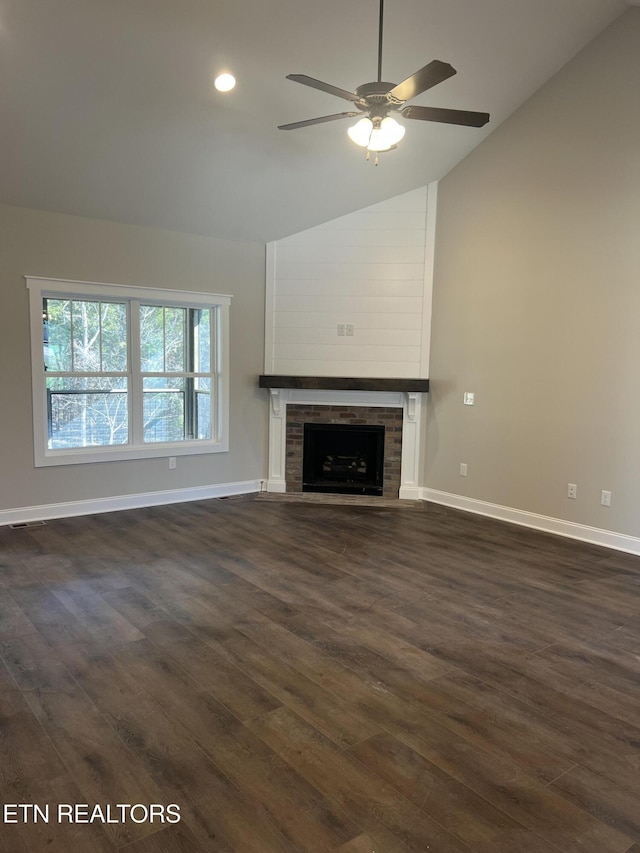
[377,0,384,83]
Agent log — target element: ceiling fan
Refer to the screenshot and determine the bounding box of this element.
[278,0,490,160]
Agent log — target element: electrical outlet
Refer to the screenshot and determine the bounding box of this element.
[463,392,475,406]
[601,490,612,507]
[345,324,354,336]
[459,463,468,477]
[567,483,577,499]
[169,457,177,470]
[337,324,346,336]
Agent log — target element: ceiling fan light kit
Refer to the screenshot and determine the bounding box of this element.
[348,115,405,151]
[279,0,490,162]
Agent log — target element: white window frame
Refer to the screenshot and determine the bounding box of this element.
[26,276,231,466]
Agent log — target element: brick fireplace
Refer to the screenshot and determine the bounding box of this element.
[286,404,403,498]
[259,376,428,501]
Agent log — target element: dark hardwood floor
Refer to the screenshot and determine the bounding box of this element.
[1,495,640,852]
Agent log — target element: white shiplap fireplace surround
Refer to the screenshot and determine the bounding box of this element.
[261,184,436,501]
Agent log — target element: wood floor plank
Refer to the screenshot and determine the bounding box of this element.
[423,651,640,796]
[160,634,282,720]
[568,678,640,728]
[282,608,452,695]
[21,681,167,847]
[0,655,29,717]
[549,763,640,843]
[96,585,169,631]
[202,724,360,850]
[0,705,70,795]
[0,591,37,640]
[114,823,209,852]
[1,773,114,853]
[49,585,145,645]
[219,629,383,747]
[387,718,633,853]
[232,609,434,715]
[309,604,461,682]
[76,633,357,851]
[65,660,296,851]
[348,732,526,847]
[10,583,109,651]
[531,636,640,686]
[335,832,398,852]
[247,705,473,852]
[1,630,80,693]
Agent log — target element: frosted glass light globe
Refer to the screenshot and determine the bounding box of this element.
[347,117,373,147]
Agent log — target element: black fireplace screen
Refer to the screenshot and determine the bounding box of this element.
[302,423,385,496]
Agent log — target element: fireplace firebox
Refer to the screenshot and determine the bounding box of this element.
[302,423,385,496]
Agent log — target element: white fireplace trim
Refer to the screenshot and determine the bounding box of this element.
[266,388,424,500]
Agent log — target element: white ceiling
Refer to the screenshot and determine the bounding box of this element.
[0,0,630,242]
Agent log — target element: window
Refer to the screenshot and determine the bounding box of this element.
[27,277,230,466]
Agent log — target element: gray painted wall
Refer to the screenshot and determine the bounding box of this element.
[0,205,266,513]
[425,9,640,537]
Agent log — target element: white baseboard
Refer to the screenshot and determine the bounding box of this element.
[399,485,422,501]
[20,478,636,556]
[421,488,640,556]
[0,480,261,527]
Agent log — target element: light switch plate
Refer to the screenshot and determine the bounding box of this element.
[463,392,475,406]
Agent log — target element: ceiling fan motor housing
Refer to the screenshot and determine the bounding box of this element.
[355,82,404,115]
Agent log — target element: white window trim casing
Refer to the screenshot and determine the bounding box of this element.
[26,276,231,467]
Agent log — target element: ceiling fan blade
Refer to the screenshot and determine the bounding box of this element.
[278,112,360,130]
[388,60,456,103]
[401,105,490,127]
[286,74,361,103]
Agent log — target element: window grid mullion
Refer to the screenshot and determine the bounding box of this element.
[212,306,220,442]
[129,300,142,446]
[162,308,167,373]
[43,371,128,378]
[186,309,195,439]
[98,302,103,372]
[69,300,75,372]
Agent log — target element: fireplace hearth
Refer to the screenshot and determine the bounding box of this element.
[303,423,385,496]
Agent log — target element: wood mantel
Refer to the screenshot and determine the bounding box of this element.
[258,375,429,393]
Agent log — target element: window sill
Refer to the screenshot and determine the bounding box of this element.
[35,439,229,467]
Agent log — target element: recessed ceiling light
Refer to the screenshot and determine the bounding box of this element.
[214,73,236,92]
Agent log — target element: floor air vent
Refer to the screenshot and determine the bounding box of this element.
[9,520,48,529]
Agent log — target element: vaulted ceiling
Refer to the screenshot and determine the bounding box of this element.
[0,0,631,242]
